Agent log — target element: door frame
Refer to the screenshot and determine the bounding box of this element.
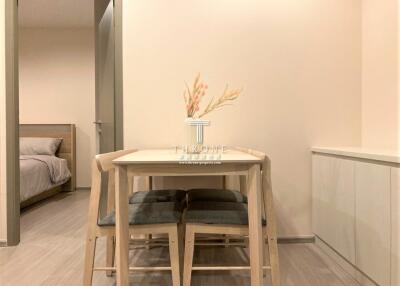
[114,0,123,150]
[3,0,124,246]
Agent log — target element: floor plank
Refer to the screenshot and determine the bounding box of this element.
[0,190,360,286]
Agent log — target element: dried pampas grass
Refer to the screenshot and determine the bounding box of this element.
[183,73,242,118]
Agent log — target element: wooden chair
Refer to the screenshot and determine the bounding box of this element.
[83,150,182,286]
[183,147,280,286]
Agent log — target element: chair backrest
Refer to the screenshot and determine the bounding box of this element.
[87,149,136,229]
[234,147,275,223]
[95,149,137,173]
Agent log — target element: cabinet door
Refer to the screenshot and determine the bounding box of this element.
[312,154,356,263]
[392,167,400,286]
[355,162,391,286]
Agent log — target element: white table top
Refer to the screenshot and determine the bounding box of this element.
[113,148,262,165]
[311,146,400,164]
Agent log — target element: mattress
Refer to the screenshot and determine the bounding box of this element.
[20,155,71,202]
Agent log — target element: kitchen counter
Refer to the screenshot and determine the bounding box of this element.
[312,146,400,286]
[311,146,400,164]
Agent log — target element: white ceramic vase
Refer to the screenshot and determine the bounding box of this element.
[184,118,210,153]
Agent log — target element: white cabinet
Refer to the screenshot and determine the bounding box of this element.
[312,155,355,263]
[354,162,391,286]
[312,149,397,286]
[392,168,400,286]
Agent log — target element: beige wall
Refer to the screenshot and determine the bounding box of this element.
[0,1,6,242]
[362,0,399,150]
[123,0,362,237]
[19,28,95,188]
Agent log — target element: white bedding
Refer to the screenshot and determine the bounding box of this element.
[20,155,71,202]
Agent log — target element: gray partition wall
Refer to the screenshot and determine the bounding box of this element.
[4,0,20,246]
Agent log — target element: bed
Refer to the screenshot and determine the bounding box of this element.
[19,124,76,208]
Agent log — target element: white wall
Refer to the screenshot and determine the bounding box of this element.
[361,0,399,150]
[19,28,95,188]
[123,0,362,237]
[0,1,7,243]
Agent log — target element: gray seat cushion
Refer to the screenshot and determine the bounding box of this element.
[98,201,183,226]
[129,189,186,204]
[188,189,247,203]
[184,202,266,225]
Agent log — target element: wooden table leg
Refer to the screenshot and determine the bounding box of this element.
[115,165,129,286]
[248,164,263,286]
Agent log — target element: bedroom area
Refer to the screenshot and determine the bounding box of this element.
[17,0,95,208]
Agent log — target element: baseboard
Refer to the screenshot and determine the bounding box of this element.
[277,235,315,244]
[0,240,7,247]
[315,236,378,286]
[75,187,90,191]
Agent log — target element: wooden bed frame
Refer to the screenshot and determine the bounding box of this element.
[19,124,76,208]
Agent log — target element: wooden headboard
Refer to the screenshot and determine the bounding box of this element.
[19,124,76,192]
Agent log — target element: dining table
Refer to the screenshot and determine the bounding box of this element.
[112,148,265,286]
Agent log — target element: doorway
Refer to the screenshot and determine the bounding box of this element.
[2,0,123,246]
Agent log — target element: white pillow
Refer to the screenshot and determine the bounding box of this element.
[20,137,63,156]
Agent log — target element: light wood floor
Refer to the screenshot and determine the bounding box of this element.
[0,190,360,286]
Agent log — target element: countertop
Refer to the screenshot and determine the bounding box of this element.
[311,147,400,164]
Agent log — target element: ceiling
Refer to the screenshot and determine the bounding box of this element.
[19,0,94,28]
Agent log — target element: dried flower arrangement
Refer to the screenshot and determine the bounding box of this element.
[183,73,242,118]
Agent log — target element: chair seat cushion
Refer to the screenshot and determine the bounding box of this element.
[184,202,266,226]
[98,201,183,226]
[187,189,247,203]
[129,189,186,204]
